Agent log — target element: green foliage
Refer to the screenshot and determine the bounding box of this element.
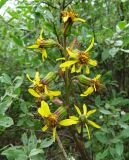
[0,0,129,159]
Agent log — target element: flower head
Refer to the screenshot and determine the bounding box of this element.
[80,74,104,96]
[38,101,77,141]
[61,10,85,23]
[70,104,101,139]
[28,29,57,61]
[59,37,97,74]
[27,72,61,100]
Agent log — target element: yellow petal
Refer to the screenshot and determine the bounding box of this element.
[35,72,40,83]
[83,104,87,115]
[38,101,51,118]
[26,74,34,83]
[76,65,82,73]
[42,48,47,61]
[28,44,39,48]
[66,48,77,58]
[28,88,40,97]
[87,109,96,118]
[69,116,79,121]
[86,66,90,74]
[74,18,86,23]
[63,16,69,23]
[40,28,44,39]
[87,120,101,128]
[81,86,94,97]
[85,124,91,139]
[71,65,76,73]
[59,119,78,126]
[74,105,82,116]
[53,127,56,142]
[45,86,61,99]
[84,37,94,53]
[42,125,48,132]
[60,60,78,69]
[88,59,97,66]
[56,57,65,61]
[94,74,101,81]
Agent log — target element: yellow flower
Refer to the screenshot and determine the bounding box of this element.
[80,74,102,96]
[61,10,85,23]
[38,101,77,141]
[28,29,57,61]
[60,37,97,74]
[27,72,61,100]
[70,104,101,139]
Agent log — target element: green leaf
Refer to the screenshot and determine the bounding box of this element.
[29,148,43,157]
[1,146,28,160]
[12,36,23,46]
[13,76,24,89]
[109,48,119,57]
[21,133,28,146]
[40,138,54,148]
[27,133,37,152]
[0,73,12,84]
[99,108,112,115]
[118,21,127,30]
[0,0,7,8]
[115,143,124,156]
[0,115,14,128]
[102,49,110,61]
[0,98,12,115]
[95,132,109,144]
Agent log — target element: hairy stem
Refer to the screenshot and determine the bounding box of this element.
[56,133,68,160]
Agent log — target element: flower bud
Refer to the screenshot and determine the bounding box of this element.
[78,75,93,85]
[54,107,67,120]
[37,38,57,48]
[41,72,57,84]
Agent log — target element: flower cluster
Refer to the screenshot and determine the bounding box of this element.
[27,9,102,142]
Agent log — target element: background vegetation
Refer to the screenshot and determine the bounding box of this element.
[0,0,129,159]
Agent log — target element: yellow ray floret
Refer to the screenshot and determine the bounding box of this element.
[38,101,77,141]
[59,37,97,74]
[80,74,101,96]
[69,103,101,139]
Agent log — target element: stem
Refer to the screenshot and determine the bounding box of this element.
[63,34,70,111]
[56,133,68,160]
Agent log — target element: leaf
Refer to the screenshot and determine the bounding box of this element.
[0,73,12,84]
[121,113,129,122]
[0,98,12,115]
[12,36,23,46]
[118,20,127,30]
[109,48,119,57]
[95,132,109,144]
[29,148,43,157]
[1,146,28,160]
[13,76,24,89]
[0,0,7,8]
[115,143,124,156]
[99,108,112,115]
[40,138,54,148]
[120,127,129,138]
[27,133,37,152]
[101,49,110,61]
[95,149,108,160]
[114,40,123,47]
[21,133,28,146]
[0,115,14,128]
